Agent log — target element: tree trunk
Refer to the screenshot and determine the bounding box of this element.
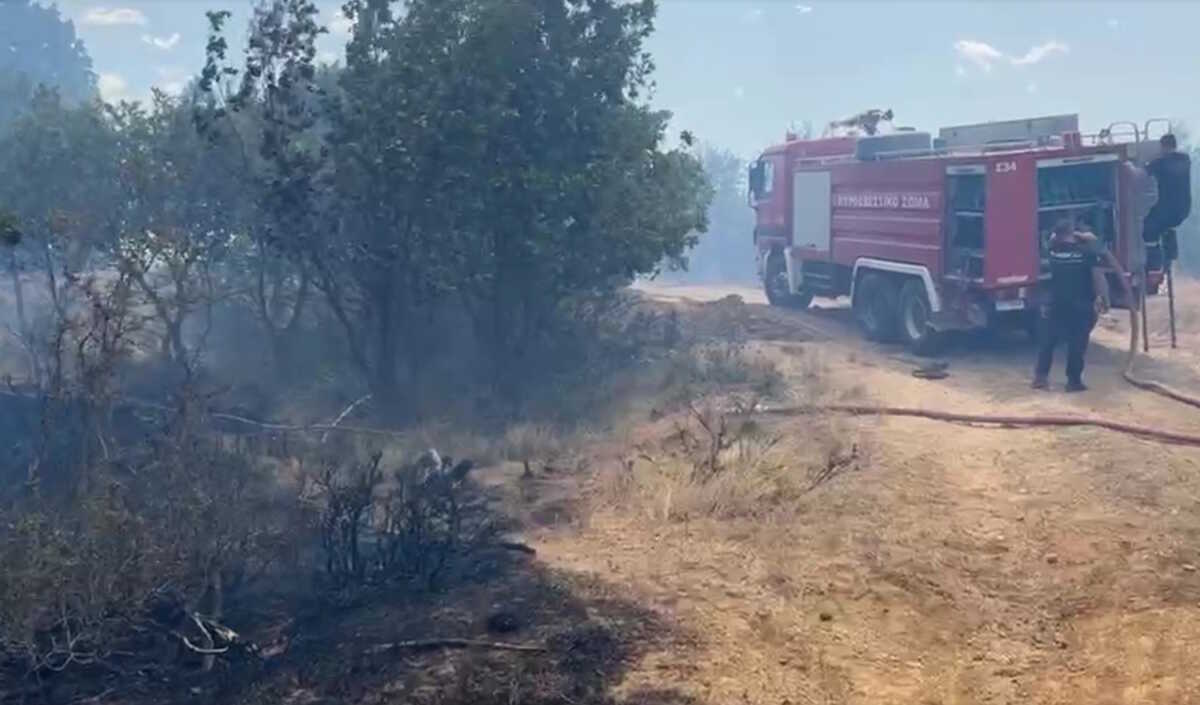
[257,250,311,377]
[371,277,401,413]
[166,316,188,369]
[6,246,35,383]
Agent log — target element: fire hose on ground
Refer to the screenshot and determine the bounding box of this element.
[1122,299,1200,409]
[752,304,1200,449]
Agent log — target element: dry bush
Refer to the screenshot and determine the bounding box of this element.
[366,421,586,480]
[499,423,568,464]
[0,437,282,690]
[496,422,597,478]
[596,406,862,523]
[510,292,686,423]
[0,270,298,694]
[587,336,859,522]
[661,341,786,404]
[0,422,493,699]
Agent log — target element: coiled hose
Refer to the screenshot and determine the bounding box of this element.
[1122,305,1200,409]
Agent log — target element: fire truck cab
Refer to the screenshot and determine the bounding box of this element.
[749,114,1166,354]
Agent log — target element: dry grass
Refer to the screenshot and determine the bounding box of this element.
[588,338,862,524]
[594,412,861,523]
[661,341,786,402]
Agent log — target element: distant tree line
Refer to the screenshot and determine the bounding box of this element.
[661,144,757,284]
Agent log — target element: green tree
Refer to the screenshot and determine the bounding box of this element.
[197,2,328,375]
[324,0,709,404]
[0,1,97,129]
[0,90,117,383]
[105,92,246,374]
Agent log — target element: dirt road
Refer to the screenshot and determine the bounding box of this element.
[522,280,1200,704]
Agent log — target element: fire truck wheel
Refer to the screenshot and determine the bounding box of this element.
[898,279,942,355]
[854,272,899,342]
[764,253,813,309]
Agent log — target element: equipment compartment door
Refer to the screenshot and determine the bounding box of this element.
[792,171,832,252]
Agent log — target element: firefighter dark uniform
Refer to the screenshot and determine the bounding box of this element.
[1143,137,1192,269]
[1033,233,1106,392]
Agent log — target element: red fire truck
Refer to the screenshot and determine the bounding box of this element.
[749,114,1168,353]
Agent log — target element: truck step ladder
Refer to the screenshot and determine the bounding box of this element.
[1107,117,1178,353]
[1168,260,1178,348]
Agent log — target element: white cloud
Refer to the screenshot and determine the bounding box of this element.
[954,38,1069,74]
[1107,18,1120,29]
[141,33,181,50]
[795,4,813,13]
[154,66,190,94]
[954,39,1005,72]
[98,72,129,100]
[317,50,340,65]
[1010,40,1068,66]
[82,7,147,26]
[329,10,354,35]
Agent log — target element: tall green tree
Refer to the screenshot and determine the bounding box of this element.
[198,2,328,375]
[0,1,97,129]
[324,0,710,403]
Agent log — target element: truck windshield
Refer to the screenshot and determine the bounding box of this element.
[749,158,775,203]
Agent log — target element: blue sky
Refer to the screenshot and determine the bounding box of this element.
[51,0,1200,158]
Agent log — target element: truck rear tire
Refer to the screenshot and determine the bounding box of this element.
[898,279,943,355]
[854,272,899,342]
[764,253,814,309]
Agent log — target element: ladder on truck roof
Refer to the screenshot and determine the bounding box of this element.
[938,114,1079,149]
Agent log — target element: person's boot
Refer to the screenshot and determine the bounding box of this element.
[1146,240,1164,272]
[1165,229,1179,263]
[1032,376,1049,390]
[1065,379,1087,393]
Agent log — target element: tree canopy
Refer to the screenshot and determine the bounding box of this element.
[0,1,97,128]
[0,0,713,415]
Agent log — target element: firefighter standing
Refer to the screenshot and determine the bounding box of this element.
[1033,219,1130,392]
[1143,133,1192,269]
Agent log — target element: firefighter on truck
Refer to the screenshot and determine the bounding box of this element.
[1142,133,1192,270]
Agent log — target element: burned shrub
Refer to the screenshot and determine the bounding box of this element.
[312,448,486,593]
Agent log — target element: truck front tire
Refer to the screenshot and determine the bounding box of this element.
[897,279,943,355]
[854,272,899,342]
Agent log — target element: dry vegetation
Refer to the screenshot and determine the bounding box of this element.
[12,266,1200,705]
[0,275,839,705]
